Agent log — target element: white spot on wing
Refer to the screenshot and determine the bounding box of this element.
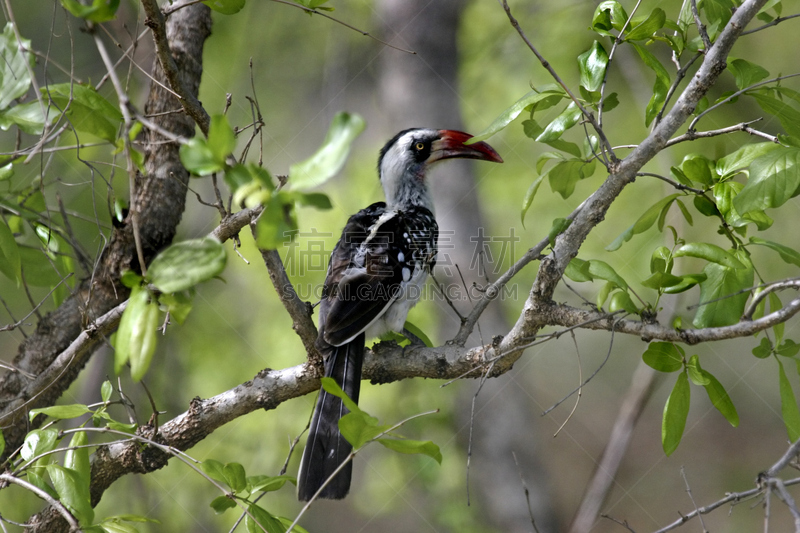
[402,267,411,281]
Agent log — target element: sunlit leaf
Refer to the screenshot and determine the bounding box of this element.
[728,58,769,90]
[147,237,227,293]
[578,41,609,92]
[378,438,442,464]
[778,359,800,442]
[625,8,666,41]
[403,321,433,347]
[29,404,91,422]
[606,194,680,251]
[210,495,236,514]
[469,89,565,143]
[338,411,388,450]
[674,242,746,269]
[223,462,247,493]
[536,102,582,143]
[288,111,365,190]
[245,504,285,533]
[520,174,545,227]
[0,100,51,134]
[44,83,122,142]
[643,342,684,372]
[734,147,800,213]
[0,23,33,110]
[716,142,780,179]
[21,428,59,462]
[702,370,739,426]
[47,464,94,525]
[662,372,690,456]
[686,355,710,385]
[630,43,670,126]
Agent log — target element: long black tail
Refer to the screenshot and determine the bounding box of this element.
[297,334,365,501]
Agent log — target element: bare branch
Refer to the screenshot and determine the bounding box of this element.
[140,0,210,135]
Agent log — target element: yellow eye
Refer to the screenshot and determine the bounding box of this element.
[415,142,425,151]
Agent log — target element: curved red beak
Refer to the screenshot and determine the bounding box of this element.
[429,130,503,164]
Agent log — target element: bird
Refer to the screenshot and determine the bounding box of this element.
[296,128,502,501]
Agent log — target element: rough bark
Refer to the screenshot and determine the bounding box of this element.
[14,5,212,530]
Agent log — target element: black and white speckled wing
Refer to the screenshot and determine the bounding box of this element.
[319,203,438,347]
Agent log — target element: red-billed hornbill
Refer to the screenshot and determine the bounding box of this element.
[297,128,502,501]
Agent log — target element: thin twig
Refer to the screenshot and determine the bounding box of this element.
[501,0,616,163]
[268,0,416,55]
[691,0,712,51]
[680,466,708,532]
[512,451,541,533]
[741,13,800,36]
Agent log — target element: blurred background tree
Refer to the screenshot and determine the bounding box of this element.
[2,0,800,532]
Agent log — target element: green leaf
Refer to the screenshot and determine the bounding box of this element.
[47,464,94,525]
[606,194,680,251]
[0,162,12,181]
[643,342,684,372]
[223,462,247,493]
[702,370,739,426]
[674,242,746,269]
[686,355,710,385]
[0,218,21,284]
[278,517,310,533]
[536,102,582,143]
[158,292,193,325]
[44,83,122,142]
[733,147,800,213]
[548,159,595,199]
[578,41,609,92]
[288,111,365,190]
[469,90,565,143]
[29,404,91,422]
[587,259,629,289]
[641,272,684,291]
[210,495,236,514]
[778,359,800,442]
[0,23,33,110]
[547,218,571,247]
[21,428,59,462]
[255,192,298,249]
[661,272,707,294]
[608,291,638,314]
[596,281,615,309]
[378,438,442,464]
[625,8,666,41]
[403,321,433,348]
[207,114,236,163]
[203,0,245,15]
[60,0,120,22]
[180,137,223,176]
[702,0,735,26]
[752,337,773,359]
[245,504,286,533]
[630,43,670,126]
[522,119,582,157]
[201,459,227,484]
[339,411,389,450]
[0,100,51,135]
[662,372,690,456]
[777,340,800,358]
[592,1,629,34]
[320,377,362,415]
[716,142,781,179]
[146,237,227,293]
[520,174,545,227]
[0,430,4,459]
[289,191,333,210]
[692,251,754,328]
[101,380,113,403]
[728,58,769,90]
[248,474,295,493]
[564,257,592,282]
[64,431,90,488]
[750,92,800,139]
[114,285,159,382]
